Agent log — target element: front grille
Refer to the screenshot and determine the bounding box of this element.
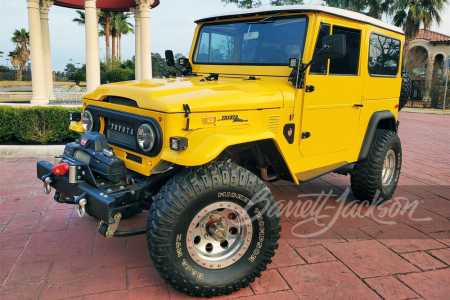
[105,118,136,147]
[104,97,138,108]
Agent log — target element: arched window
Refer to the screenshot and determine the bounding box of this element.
[434,54,444,78]
[406,46,428,78]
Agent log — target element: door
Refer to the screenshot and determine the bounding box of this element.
[300,20,364,157]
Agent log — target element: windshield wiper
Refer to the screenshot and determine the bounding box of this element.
[200,73,219,82]
[246,12,283,24]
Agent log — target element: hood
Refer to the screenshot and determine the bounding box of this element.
[84,77,285,113]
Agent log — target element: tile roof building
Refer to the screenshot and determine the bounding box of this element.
[406,29,449,106]
[415,29,450,44]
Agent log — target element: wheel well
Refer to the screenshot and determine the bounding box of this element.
[214,139,294,182]
[358,111,397,161]
[376,117,397,132]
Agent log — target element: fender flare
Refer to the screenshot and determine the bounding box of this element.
[161,126,277,167]
[358,111,397,161]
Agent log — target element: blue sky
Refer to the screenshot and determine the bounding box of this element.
[1,0,449,72]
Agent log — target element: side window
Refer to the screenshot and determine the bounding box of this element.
[368,33,401,76]
[329,26,361,75]
[310,23,331,74]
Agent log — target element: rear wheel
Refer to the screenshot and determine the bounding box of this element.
[351,129,402,203]
[147,162,281,297]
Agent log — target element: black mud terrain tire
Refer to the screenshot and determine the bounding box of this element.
[399,67,412,111]
[147,162,281,298]
[351,129,402,203]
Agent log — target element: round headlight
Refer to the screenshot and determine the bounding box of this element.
[81,110,94,132]
[137,123,155,152]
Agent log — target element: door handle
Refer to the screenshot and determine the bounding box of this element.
[354,104,363,107]
[301,132,311,139]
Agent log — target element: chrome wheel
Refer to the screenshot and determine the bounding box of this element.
[186,201,253,270]
[382,149,396,188]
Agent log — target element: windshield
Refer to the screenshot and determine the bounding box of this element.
[194,16,307,65]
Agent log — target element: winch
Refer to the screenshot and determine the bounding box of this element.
[63,132,126,183]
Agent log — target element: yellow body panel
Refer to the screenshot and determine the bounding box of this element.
[76,11,404,184]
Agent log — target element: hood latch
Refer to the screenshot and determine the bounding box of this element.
[183,104,193,132]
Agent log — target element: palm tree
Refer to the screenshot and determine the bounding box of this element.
[12,28,30,50]
[109,12,134,64]
[389,0,449,41]
[72,10,85,26]
[99,12,111,70]
[116,13,134,62]
[110,12,119,65]
[8,29,30,81]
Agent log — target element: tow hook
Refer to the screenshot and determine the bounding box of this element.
[99,213,122,238]
[75,193,88,218]
[43,175,53,194]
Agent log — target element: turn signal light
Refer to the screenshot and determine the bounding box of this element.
[68,111,81,122]
[52,163,69,175]
[202,116,216,124]
[170,137,188,151]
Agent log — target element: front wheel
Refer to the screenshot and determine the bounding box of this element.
[147,162,281,297]
[351,129,402,203]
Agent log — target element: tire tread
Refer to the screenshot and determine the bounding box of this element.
[351,129,402,203]
[147,162,280,297]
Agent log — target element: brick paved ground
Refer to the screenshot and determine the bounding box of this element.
[1,111,449,300]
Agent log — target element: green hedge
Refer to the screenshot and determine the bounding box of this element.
[0,106,82,144]
[105,68,135,83]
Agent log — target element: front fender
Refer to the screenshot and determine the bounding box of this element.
[161,126,276,166]
[69,120,84,133]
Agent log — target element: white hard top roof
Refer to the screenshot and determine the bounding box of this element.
[195,5,403,34]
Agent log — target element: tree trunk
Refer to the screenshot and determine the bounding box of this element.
[16,69,22,81]
[106,13,111,70]
[112,31,116,66]
[119,33,121,62]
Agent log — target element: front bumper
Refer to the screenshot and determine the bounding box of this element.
[37,160,119,224]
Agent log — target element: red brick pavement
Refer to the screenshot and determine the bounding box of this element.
[0,112,449,300]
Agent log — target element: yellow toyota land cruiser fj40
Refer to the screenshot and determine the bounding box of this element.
[37,5,412,298]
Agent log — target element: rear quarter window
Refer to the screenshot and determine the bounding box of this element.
[368,33,401,77]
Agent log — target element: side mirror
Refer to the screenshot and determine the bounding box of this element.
[322,34,346,59]
[165,50,175,66]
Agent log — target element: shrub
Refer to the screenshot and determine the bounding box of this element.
[0,106,82,144]
[0,106,15,142]
[69,68,86,86]
[100,71,107,84]
[105,68,134,83]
